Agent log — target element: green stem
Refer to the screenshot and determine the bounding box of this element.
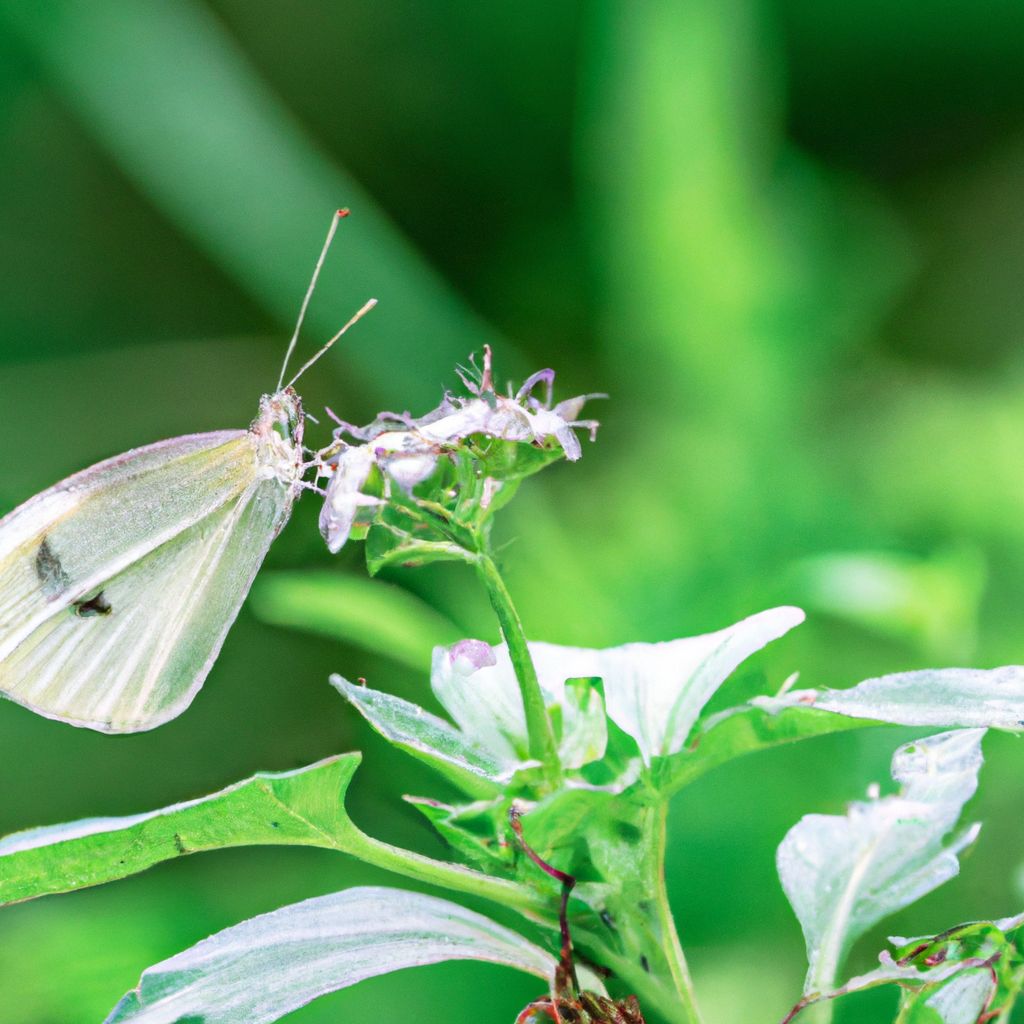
[474,552,562,789]
[344,826,553,923]
[648,802,703,1024]
[571,802,703,1024]
[802,995,835,1024]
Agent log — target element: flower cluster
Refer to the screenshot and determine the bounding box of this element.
[317,347,600,553]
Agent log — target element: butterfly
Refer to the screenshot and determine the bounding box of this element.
[0,211,374,734]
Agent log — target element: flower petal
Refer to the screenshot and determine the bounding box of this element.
[319,445,378,554]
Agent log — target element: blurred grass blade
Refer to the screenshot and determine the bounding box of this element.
[251,571,461,673]
[0,755,363,905]
[789,546,986,661]
[0,0,500,404]
[106,885,566,1024]
[578,0,786,420]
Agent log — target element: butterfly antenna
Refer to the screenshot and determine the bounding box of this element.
[277,208,350,391]
[285,298,378,388]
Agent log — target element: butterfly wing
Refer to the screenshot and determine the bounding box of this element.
[0,428,297,731]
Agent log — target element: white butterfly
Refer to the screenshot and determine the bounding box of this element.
[0,212,374,733]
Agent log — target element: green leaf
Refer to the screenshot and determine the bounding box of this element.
[653,701,869,795]
[786,915,1024,1023]
[250,571,461,673]
[364,518,472,576]
[405,797,509,871]
[473,437,565,484]
[513,787,643,885]
[0,753,548,920]
[105,885,586,1024]
[429,609,804,782]
[555,678,608,770]
[788,953,993,1023]
[331,674,513,795]
[0,756,363,906]
[756,666,1024,730]
[909,969,995,1024]
[778,729,985,998]
[600,606,805,763]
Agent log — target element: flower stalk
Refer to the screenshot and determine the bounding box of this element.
[474,551,563,790]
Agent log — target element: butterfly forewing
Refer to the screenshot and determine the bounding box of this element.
[0,426,296,731]
[0,212,361,736]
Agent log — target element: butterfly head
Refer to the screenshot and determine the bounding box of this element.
[251,387,305,489]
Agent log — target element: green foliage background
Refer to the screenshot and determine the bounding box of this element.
[2,3,1024,1021]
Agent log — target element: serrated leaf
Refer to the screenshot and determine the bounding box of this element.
[331,674,514,795]
[778,729,985,997]
[105,885,582,1024]
[755,666,1024,730]
[0,755,362,905]
[251,572,460,673]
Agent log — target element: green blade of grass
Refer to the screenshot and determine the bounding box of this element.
[1,0,504,406]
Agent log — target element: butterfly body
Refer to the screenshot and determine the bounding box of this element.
[0,387,305,733]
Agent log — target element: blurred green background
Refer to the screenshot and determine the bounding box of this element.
[3,2,1024,1021]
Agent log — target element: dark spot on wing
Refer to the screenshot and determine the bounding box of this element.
[35,537,69,599]
[173,833,188,855]
[74,591,112,617]
[639,954,650,974]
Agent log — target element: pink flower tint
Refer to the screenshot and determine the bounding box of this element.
[448,639,497,672]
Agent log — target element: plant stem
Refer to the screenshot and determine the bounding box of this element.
[473,552,562,789]
[572,802,704,1024]
[648,802,704,1024]
[346,827,553,923]
[802,1000,834,1024]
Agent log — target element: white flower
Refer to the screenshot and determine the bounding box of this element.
[318,348,598,553]
[318,446,381,554]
